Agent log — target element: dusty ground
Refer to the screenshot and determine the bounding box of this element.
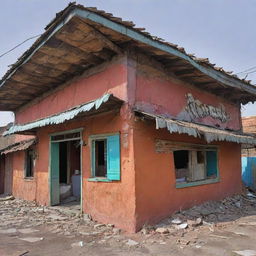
[1,193,256,256]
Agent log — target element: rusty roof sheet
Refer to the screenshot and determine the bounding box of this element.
[137,111,256,145]
[0,138,35,155]
[4,94,123,135]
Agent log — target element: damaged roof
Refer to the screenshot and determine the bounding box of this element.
[0,138,36,155]
[137,111,256,145]
[3,94,123,136]
[1,2,256,111]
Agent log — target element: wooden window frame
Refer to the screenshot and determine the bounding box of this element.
[88,133,121,182]
[155,139,220,188]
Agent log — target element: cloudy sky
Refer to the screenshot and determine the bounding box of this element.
[0,0,255,126]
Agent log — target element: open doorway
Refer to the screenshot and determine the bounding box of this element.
[50,130,82,208]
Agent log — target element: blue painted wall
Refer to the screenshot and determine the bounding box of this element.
[242,157,256,189]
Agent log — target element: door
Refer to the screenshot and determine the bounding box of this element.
[50,142,60,205]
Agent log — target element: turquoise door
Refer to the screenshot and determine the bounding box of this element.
[50,142,60,205]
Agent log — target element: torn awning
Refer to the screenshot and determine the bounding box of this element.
[136,111,256,145]
[1,138,36,155]
[4,94,123,136]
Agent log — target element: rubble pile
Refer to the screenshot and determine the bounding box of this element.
[0,191,256,250]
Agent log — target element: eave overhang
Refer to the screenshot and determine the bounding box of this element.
[4,94,123,136]
[136,111,256,145]
[1,3,256,111]
[0,138,36,155]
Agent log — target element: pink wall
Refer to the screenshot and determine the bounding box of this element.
[16,58,128,124]
[135,66,241,131]
[12,151,37,201]
[13,109,137,232]
[9,54,244,232]
[133,119,242,230]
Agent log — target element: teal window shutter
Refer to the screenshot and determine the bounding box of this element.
[206,151,217,177]
[107,134,120,180]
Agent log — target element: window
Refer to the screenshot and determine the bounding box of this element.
[25,149,34,178]
[91,134,120,181]
[174,149,218,184]
[94,139,107,177]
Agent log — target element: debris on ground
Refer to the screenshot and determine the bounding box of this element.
[233,250,256,256]
[0,195,15,201]
[0,189,256,254]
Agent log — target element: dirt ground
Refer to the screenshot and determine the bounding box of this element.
[1,193,256,256]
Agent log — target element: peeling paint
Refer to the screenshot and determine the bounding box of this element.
[185,93,229,123]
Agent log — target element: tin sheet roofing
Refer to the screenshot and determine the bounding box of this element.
[0,138,35,155]
[4,94,123,136]
[137,111,256,145]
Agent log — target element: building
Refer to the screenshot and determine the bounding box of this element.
[242,117,256,190]
[0,3,256,232]
[0,125,35,195]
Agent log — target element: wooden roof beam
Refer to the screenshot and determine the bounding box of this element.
[78,18,123,55]
[9,79,52,90]
[174,69,197,76]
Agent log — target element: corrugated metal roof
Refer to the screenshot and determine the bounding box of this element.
[1,139,35,155]
[137,111,256,145]
[4,94,122,136]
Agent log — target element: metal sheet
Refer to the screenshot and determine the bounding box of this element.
[4,94,119,136]
[137,111,256,145]
[1,139,35,155]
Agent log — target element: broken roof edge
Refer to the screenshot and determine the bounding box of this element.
[3,93,123,136]
[136,111,256,145]
[0,3,256,100]
[0,138,36,155]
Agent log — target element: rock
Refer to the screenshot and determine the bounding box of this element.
[141,228,149,235]
[18,228,39,234]
[196,217,202,225]
[71,241,84,247]
[177,238,190,246]
[187,218,202,227]
[107,224,114,228]
[0,195,15,201]
[171,218,182,224]
[235,201,241,208]
[0,228,17,234]
[187,219,197,227]
[233,250,256,256]
[155,227,169,234]
[19,237,44,243]
[126,239,139,246]
[177,223,188,229]
[94,224,105,229]
[112,228,121,235]
[83,214,91,222]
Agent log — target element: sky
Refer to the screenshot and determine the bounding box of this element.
[0,0,255,126]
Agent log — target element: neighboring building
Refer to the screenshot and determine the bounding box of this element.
[0,3,256,232]
[0,126,35,195]
[242,117,256,190]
